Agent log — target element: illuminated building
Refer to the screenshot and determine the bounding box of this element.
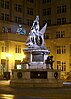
[0,0,71,78]
[0,32,27,77]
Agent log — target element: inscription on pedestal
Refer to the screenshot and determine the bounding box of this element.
[32,54,44,62]
[30,71,47,79]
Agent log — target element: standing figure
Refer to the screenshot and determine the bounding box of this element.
[26,16,47,49]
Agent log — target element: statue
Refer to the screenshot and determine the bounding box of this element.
[16,25,26,35]
[26,16,47,49]
[10,16,63,88]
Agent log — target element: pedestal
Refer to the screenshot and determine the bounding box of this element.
[10,69,63,88]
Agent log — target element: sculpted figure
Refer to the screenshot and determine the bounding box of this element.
[26,16,47,49]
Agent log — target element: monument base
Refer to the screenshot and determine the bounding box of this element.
[10,69,63,88]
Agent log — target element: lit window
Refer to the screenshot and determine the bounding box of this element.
[57,61,61,70]
[57,18,66,25]
[56,31,65,38]
[15,45,21,53]
[57,61,66,71]
[62,46,66,54]
[1,43,6,52]
[44,33,49,39]
[56,46,66,54]
[15,60,21,68]
[56,46,61,54]
[70,45,71,56]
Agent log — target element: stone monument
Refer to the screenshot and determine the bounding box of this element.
[10,16,63,88]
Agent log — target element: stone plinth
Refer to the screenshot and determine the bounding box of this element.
[10,69,63,88]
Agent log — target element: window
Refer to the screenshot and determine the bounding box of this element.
[57,61,66,71]
[27,7,33,15]
[43,0,51,3]
[62,5,66,13]
[62,18,66,24]
[56,46,61,54]
[70,44,71,56]
[27,0,34,3]
[43,19,51,26]
[57,6,61,14]
[15,60,21,68]
[1,59,6,69]
[15,16,22,24]
[57,5,66,14]
[1,43,6,52]
[62,46,66,54]
[56,46,66,54]
[5,0,9,9]
[57,18,61,25]
[14,4,17,11]
[0,13,4,20]
[47,19,51,26]
[44,33,49,39]
[43,20,47,25]
[5,14,9,21]
[47,8,51,15]
[15,45,21,53]
[57,61,61,70]
[56,31,65,38]
[14,4,22,12]
[43,8,51,16]
[43,9,46,16]
[0,0,4,8]
[0,13,10,21]
[0,0,9,9]
[57,18,66,25]
[27,19,33,26]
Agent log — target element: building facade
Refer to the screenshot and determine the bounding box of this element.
[0,0,71,78]
[0,32,27,77]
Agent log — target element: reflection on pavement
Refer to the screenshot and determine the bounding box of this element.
[0,94,14,99]
[63,82,71,85]
[0,94,49,99]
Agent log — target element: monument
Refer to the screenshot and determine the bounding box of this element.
[10,16,63,88]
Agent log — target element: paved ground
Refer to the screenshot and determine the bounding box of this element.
[0,80,71,99]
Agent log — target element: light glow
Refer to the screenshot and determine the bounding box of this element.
[23,54,26,58]
[6,53,12,58]
[17,64,21,69]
